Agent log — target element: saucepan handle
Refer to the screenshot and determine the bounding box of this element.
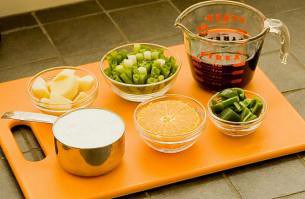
[1,111,58,124]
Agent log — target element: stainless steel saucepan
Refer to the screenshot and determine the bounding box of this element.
[2,108,125,177]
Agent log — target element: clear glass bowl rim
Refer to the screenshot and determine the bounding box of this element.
[27,66,99,107]
[99,43,182,88]
[207,89,267,125]
[134,94,207,139]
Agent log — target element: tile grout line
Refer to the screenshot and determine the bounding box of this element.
[23,148,44,160]
[31,12,67,65]
[20,129,42,153]
[167,0,181,14]
[1,12,104,35]
[95,0,130,43]
[0,57,60,72]
[282,87,305,94]
[144,191,151,199]
[267,5,305,17]
[272,190,305,199]
[260,49,280,56]
[1,24,40,35]
[296,154,305,168]
[54,40,129,59]
[40,11,104,26]
[289,52,305,70]
[106,0,166,14]
[134,32,182,43]
[222,173,244,199]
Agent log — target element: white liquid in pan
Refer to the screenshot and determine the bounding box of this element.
[53,109,125,148]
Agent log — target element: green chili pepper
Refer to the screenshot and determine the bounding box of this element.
[242,112,257,122]
[248,98,257,108]
[210,88,264,122]
[240,107,251,120]
[220,88,238,99]
[222,96,239,107]
[211,103,224,114]
[240,98,251,108]
[211,96,239,113]
[233,102,243,113]
[251,101,263,116]
[246,114,257,121]
[220,108,241,122]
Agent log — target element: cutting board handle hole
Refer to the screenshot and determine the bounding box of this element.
[11,125,45,161]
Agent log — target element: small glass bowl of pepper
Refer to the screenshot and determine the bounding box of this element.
[207,88,267,137]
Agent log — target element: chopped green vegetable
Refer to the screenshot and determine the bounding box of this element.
[147,77,157,84]
[240,98,251,108]
[251,101,263,116]
[138,67,147,84]
[133,73,140,84]
[220,108,241,122]
[104,44,178,85]
[151,51,159,60]
[158,75,165,81]
[233,102,242,113]
[220,88,238,99]
[222,96,239,107]
[136,53,144,61]
[161,67,170,78]
[210,88,264,122]
[144,51,152,60]
[120,73,132,84]
[151,66,161,77]
[248,98,257,108]
[134,44,141,52]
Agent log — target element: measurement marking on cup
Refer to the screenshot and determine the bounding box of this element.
[202,13,246,24]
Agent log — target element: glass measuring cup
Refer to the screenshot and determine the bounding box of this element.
[175,0,290,91]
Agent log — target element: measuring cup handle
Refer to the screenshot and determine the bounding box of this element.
[1,111,58,124]
[264,18,290,64]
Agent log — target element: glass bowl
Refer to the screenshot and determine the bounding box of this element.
[100,43,181,102]
[207,90,267,137]
[134,94,206,153]
[28,66,99,115]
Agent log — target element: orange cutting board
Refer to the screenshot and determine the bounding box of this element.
[0,45,304,199]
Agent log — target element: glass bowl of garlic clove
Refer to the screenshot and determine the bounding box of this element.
[28,66,99,115]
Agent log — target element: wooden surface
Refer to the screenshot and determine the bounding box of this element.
[0,45,304,199]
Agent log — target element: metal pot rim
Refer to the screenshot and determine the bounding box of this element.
[52,107,126,150]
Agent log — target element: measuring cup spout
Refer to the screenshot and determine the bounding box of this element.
[1,111,58,124]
